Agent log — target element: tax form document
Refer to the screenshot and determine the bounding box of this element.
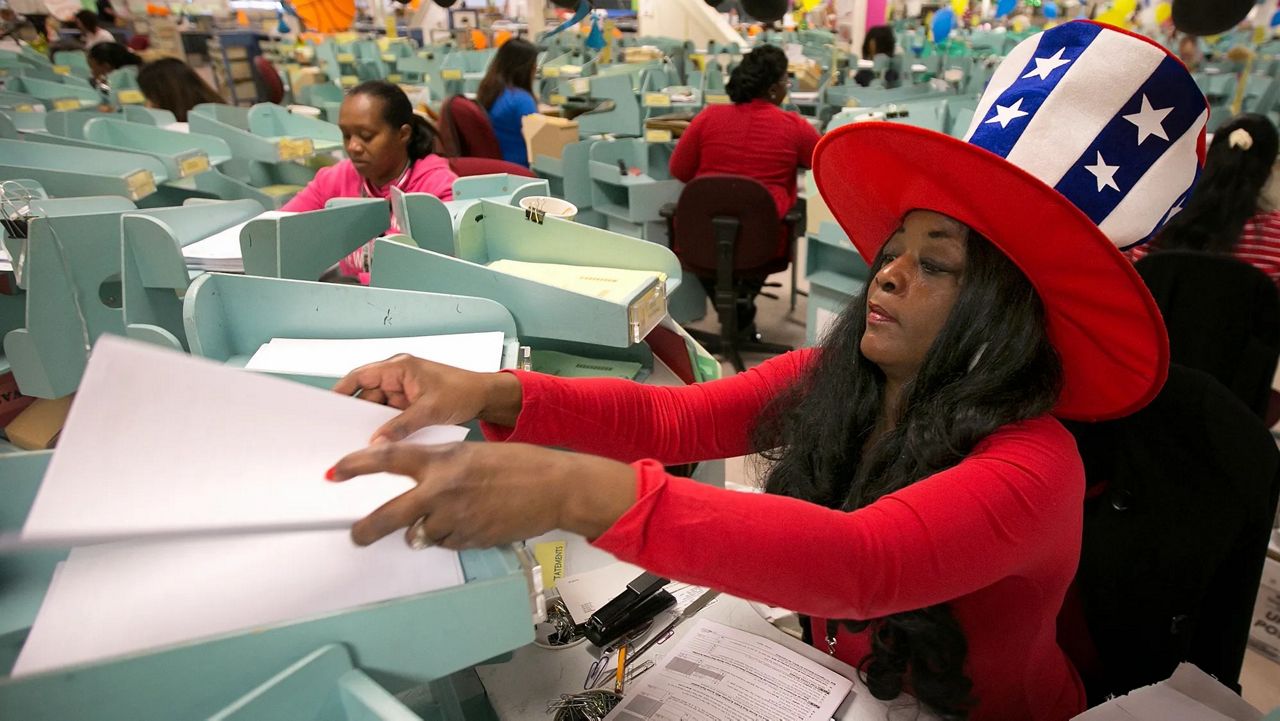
[604,619,853,721]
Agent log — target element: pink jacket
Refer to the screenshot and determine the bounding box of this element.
[282,155,458,282]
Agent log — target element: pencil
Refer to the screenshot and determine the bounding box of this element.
[614,643,628,694]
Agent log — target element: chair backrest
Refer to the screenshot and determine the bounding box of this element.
[1134,250,1280,418]
[439,94,502,160]
[253,56,285,105]
[1062,365,1280,703]
[671,175,786,276]
[447,156,536,178]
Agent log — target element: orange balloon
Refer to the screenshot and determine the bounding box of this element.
[470,28,488,49]
[494,30,512,47]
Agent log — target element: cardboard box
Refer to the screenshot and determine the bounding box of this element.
[804,170,836,237]
[1249,555,1280,664]
[0,370,34,428]
[4,395,73,450]
[522,114,579,166]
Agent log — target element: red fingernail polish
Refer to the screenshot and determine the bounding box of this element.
[324,466,337,481]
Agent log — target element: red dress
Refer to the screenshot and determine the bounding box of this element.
[668,99,821,219]
[482,349,1087,720]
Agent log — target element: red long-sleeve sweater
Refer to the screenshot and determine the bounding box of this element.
[668,99,821,219]
[482,349,1087,720]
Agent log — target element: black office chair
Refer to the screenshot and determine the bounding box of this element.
[662,175,801,372]
[1060,365,1280,704]
[1134,250,1280,419]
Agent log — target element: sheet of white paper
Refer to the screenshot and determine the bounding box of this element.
[245,331,505,378]
[556,561,643,625]
[11,530,464,677]
[21,335,469,545]
[181,210,293,271]
[604,619,852,721]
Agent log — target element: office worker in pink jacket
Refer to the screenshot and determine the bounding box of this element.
[283,80,457,283]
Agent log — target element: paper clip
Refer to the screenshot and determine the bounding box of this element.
[582,649,613,689]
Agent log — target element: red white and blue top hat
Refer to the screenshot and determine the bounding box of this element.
[813,21,1208,421]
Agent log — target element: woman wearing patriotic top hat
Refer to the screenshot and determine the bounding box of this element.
[326,21,1204,720]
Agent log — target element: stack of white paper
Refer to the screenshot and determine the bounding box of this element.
[13,335,473,675]
[245,331,505,378]
[13,531,464,677]
[182,210,294,272]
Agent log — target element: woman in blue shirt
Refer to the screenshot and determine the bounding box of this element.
[477,38,539,167]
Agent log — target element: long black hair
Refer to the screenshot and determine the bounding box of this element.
[477,38,538,111]
[136,57,225,122]
[753,228,1063,718]
[88,41,140,71]
[348,80,436,161]
[1151,113,1279,253]
[726,43,787,104]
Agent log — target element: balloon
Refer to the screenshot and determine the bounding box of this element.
[951,0,968,16]
[932,6,954,43]
[1043,0,1057,19]
[1273,9,1280,27]
[585,16,605,50]
[1171,0,1253,36]
[995,0,1016,19]
[1154,2,1171,24]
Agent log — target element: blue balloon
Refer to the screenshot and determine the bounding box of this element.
[1043,1,1058,19]
[932,7,954,43]
[995,0,1017,18]
[1272,8,1280,26]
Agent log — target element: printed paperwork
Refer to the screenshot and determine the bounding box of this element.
[603,619,853,721]
[245,331,505,378]
[486,259,664,305]
[181,210,294,272]
[11,530,463,677]
[20,335,469,546]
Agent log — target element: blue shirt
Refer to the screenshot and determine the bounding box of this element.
[487,87,538,167]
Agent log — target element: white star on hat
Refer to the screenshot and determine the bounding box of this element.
[1122,95,1173,145]
[1021,48,1072,81]
[984,98,1030,128]
[1085,152,1121,192]
[1165,201,1184,222]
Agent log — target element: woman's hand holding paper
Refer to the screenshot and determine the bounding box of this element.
[333,355,524,443]
[327,442,638,549]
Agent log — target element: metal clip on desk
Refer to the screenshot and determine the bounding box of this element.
[373,199,681,351]
[530,138,607,229]
[388,179,549,256]
[0,452,534,721]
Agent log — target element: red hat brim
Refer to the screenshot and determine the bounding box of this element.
[813,122,1169,421]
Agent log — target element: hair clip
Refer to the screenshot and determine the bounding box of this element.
[1229,128,1254,151]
